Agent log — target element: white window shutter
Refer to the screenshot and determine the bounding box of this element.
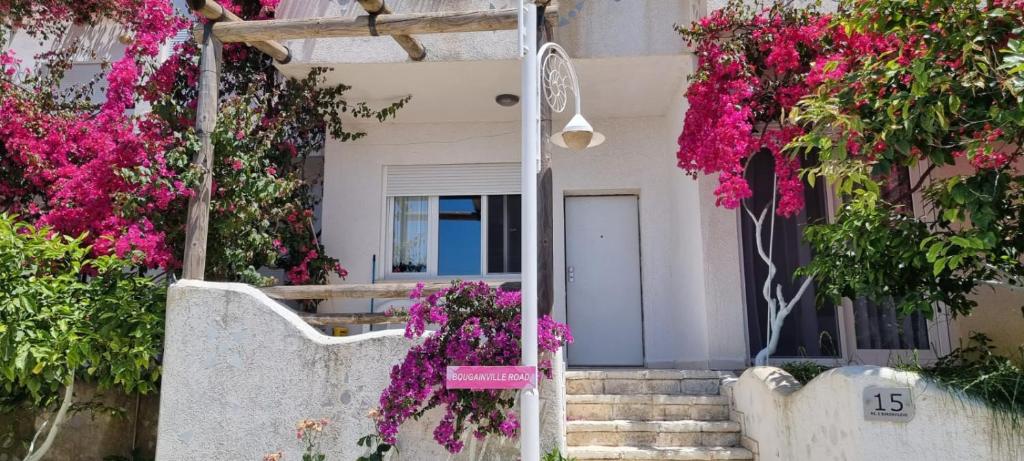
[385,163,520,197]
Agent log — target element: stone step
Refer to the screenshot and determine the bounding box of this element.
[565,370,725,396]
[566,394,730,421]
[566,420,741,448]
[566,370,726,380]
[567,445,754,460]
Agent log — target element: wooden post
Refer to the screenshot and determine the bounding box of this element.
[181,22,222,280]
[537,7,555,316]
[356,0,427,61]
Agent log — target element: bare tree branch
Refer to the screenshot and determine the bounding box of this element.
[24,378,75,461]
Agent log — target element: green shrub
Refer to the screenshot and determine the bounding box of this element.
[0,213,165,409]
[780,361,831,384]
[913,333,1024,425]
[543,448,577,461]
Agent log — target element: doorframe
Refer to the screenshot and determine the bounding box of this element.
[562,192,647,367]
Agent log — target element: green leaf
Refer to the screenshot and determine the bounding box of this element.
[14,350,27,371]
[926,242,945,261]
[950,236,975,248]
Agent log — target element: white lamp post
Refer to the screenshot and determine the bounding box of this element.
[519,3,602,461]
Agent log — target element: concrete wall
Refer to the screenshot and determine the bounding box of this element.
[156,280,565,460]
[276,0,700,65]
[555,0,698,59]
[732,366,1024,461]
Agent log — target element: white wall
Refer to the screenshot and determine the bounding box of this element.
[275,0,700,65]
[320,107,749,368]
[665,76,749,370]
[697,174,749,369]
[556,0,698,59]
[732,366,1024,461]
[4,21,128,66]
[157,281,565,460]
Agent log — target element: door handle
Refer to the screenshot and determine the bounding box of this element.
[567,265,575,283]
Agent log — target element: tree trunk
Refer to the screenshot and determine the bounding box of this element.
[24,377,75,461]
[745,183,814,366]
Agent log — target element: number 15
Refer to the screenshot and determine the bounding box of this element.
[874,393,905,412]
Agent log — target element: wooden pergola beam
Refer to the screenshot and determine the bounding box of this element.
[356,0,427,61]
[188,0,291,63]
[211,7,559,43]
[295,311,408,327]
[261,281,519,300]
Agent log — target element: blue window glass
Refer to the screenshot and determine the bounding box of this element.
[438,196,482,276]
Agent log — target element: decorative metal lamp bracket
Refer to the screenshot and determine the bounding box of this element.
[538,42,581,115]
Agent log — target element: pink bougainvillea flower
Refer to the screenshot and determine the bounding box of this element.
[676,3,835,217]
[377,282,571,453]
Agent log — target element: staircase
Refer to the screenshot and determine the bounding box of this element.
[564,370,753,461]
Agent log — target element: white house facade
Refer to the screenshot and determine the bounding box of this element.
[271,0,771,370]
[272,0,975,371]
[3,0,970,373]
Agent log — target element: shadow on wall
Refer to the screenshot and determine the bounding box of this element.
[58,21,128,63]
[958,286,1024,360]
[0,385,158,461]
[155,281,564,460]
[731,366,1024,461]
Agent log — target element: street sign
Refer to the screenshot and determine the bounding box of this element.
[864,386,915,422]
[446,366,537,390]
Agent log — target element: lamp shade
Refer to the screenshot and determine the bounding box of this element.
[550,113,605,150]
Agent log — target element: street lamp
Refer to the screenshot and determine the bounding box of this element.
[519,3,602,461]
[538,42,605,151]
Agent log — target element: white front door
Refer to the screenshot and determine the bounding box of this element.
[565,195,644,367]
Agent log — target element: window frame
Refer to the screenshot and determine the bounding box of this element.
[382,194,521,281]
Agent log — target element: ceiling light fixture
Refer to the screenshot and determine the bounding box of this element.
[495,93,520,107]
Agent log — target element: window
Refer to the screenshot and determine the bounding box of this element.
[391,197,429,273]
[486,195,521,273]
[387,194,521,277]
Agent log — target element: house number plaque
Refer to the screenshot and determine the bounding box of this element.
[863,386,915,422]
